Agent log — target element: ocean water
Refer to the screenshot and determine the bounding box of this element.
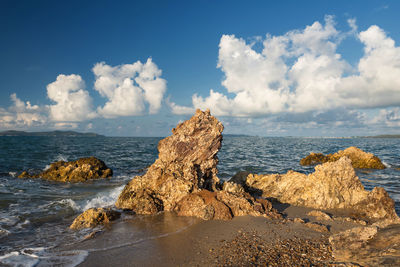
[0,136,399,266]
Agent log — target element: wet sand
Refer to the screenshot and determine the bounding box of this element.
[56,204,366,267]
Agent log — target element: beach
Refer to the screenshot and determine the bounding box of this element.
[52,204,367,267]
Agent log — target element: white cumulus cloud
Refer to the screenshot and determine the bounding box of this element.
[93,58,167,118]
[170,16,400,118]
[47,74,97,122]
[0,94,47,128]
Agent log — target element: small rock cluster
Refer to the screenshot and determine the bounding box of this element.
[19,156,113,182]
[300,146,386,169]
[245,157,399,221]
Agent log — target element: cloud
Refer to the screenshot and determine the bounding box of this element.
[371,108,400,127]
[93,58,167,118]
[170,16,400,117]
[0,94,47,128]
[47,74,97,121]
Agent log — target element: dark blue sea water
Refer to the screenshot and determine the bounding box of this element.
[0,136,399,266]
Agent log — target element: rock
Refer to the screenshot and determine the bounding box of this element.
[293,217,305,223]
[300,146,385,169]
[307,210,332,221]
[174,189,281,220]
[222,181,246,196]
[70,208,120,230]
[246,157,399,222]
[329,225,400,265]
[329,226,378,262]
[174,190,233,220]
[18,157,113,182]
[333,216,367,226]
[304,222,329,233]
[115,109,224,213]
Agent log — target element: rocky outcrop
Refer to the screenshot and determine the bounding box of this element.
[70,208,120,230]
[115,109,223,213]
[245,157,399,222]
[329,225,400,266]
[300,146,386,169]
[18,157,113,182]
[174,189,281,220]
[114,109,282,221]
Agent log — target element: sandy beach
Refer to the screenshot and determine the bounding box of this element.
[55,204,365,267]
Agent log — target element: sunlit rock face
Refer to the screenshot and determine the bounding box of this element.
[300,146,386,169]
[246,157,399,222]
[70,208,120,230]
[18,157,113,182]
[115,109,224,213]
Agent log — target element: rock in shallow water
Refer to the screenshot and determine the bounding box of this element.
[300,146,386,169]
[246,157,399,222]
[70,208,120,230]
[18,157,113,182]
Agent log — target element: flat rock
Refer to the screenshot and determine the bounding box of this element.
[18,157,113,182]
[300,146,386,169]
[115,109,223,213]
[329,225,400,266]
[70,208,120,230]
[307,210,332,221]
[246,157,399,222]
[304,222,329,233]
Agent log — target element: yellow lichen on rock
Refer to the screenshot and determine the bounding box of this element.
[18,157,113,182]
[300,146,386,169]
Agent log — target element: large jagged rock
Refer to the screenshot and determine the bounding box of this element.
[18,157,113,182]
[70,208,120,230]
[329,225,400,266]
[174,189,281,220]
[246,157,399,222]
[300,146,386,169]
[115,109,224,213]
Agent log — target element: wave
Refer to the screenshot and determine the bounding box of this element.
[0,247,88,267]
[81,185,125,211]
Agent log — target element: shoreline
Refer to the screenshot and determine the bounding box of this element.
[57,205,366,267]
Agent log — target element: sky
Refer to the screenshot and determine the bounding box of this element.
[1,0,400,137]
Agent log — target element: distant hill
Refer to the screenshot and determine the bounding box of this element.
[0,130,104,137]
[366,134,400,138]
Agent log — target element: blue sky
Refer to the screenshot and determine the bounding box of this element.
[1,0,400,136]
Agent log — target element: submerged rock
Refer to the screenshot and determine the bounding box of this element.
[70,208,120,230]
[115,109,224,213]
[246,157,399,222]
[18,157,113,182]
[300,146,386,169]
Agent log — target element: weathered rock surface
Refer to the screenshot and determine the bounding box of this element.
[329,225,400,266]
[174,189,281,220]
[115,109,224,213]
[70,208,120,230]
[246,157,399,222]
[300,146,386,169]
[307,210,332,221]
[18,157,113,182]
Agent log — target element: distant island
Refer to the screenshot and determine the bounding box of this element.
[366,134,400,138]
[0,130,103,137]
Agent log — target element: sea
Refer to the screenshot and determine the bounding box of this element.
[0,136,399,266]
